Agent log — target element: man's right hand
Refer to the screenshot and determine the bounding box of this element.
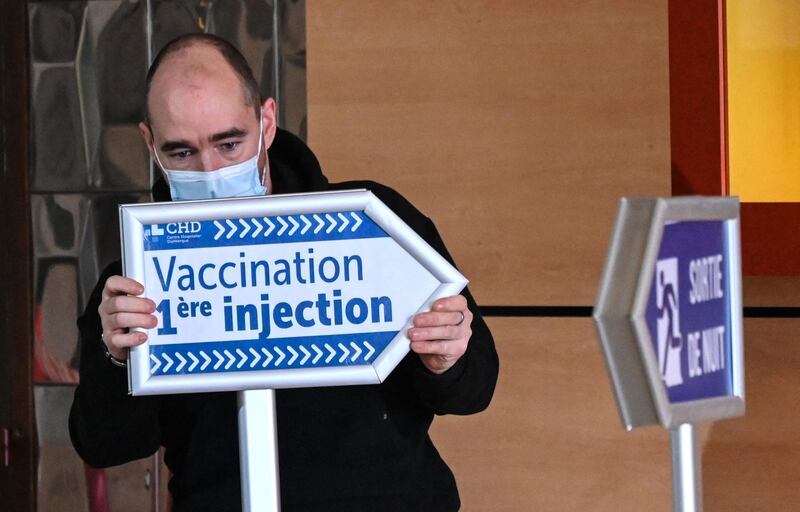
[98,276,158,359]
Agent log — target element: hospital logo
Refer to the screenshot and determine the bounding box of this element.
[655,258,683,388]
[151,224,165,236]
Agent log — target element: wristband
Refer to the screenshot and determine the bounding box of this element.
[101,334,128,368]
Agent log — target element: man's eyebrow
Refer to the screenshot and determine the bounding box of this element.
[210,128,247,142]
[161,140,195,153]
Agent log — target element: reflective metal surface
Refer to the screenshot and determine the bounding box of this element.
[28,0,306,508]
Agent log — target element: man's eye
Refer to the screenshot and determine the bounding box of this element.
[171,150,192,160]
[220,142,240,152]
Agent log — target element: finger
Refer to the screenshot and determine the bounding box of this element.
[106,312,158,331]
[432,295,468,313]
[408,325,463,342]
[106,331,148,351]
[102,295,157,315]
[413,310,470,328]
[410,339,463,357]
[102,275,145,300]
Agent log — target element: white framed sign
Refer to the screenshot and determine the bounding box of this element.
[120,189,467,395]
[593,196,745,430]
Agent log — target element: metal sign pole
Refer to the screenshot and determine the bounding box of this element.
[670,423,702,512]
[238,389,281,512]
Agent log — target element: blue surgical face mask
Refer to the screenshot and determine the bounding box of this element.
[153,116,267,201]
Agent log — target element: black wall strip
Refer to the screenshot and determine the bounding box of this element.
[479,306,800,318]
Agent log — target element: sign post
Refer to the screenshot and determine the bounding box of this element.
[594,196,745,512]
[118,189,467,511]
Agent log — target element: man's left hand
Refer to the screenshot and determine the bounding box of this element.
[408,295,472,374]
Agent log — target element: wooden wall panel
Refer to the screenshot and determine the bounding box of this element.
[306,1,671,306]
[430,318,673,512]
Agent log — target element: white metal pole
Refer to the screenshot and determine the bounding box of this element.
[238,389,281,512]
[670,423,702,512]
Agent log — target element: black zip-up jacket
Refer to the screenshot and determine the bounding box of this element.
[69,128,499,511]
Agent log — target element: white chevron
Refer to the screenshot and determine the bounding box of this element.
[324,344,336,364]
[300,215,312,235]
[288,216,300,236]
[261,348,273,367]
[350,212,362,231]
[300,346,311,365]
[264,217,275,236]
[213,350,224,370]
[224,350,236,370]
[325,213,336,234]
[162,353,174,372]
[175,353,187,372]
[350,342,362,362]
[338,342,350,363]
[277,216,288,236]
[274,347,286,366]
[311,344,323,364]
[287,346,298,366]
[236,348,247,369]
[313,214,325,234]
[338,212,349,233]
[213,220,225,240]
[364,341,375,361]
[225,219,237,239]
[200,351,212,371]
[188,352,199,372]
[150,354,161,374]
[239,218,250,238]
[251,218,263,237]
[249,348,261,368]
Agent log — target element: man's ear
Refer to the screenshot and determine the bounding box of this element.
[139,121,155,158]
[261,98,278,150]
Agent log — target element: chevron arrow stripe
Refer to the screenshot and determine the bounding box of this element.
[213,350,224,370]
[261,348,273,367]
[150,354,161,374]
[249,348,261,368]
[277,216,288,236]
[162,353,173,372]
[224,219,237,239]
[188,352,199,372]
[300,215,312,235]
[224,350,236,370]
[175,353,187,372]
[274,347,286,366]
[238,219,250,238]
[350,212,362,232]
[325,213,336,234]
[250,218,263,237]
[264,217,275,236]
[364,341,375,361]
[311,344,323,364]
[324,343,335,364]
[299,346,311,365]
[213,220,225,240]
[337,212,349,233]
[287,346,298,366]
[337,342,350,363]
[200,351,212,371]
[313,214,324,234]
[235,348,247,369]
[349,342,362,362]
[288,216,300,236]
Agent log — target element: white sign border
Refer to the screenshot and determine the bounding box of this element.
[593,196,745,430]
[120,189,468,395]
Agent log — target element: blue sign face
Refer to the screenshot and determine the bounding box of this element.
[645,220,734,403]
[140,211,441,377]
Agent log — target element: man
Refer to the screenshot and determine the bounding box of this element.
[70,34,498,511]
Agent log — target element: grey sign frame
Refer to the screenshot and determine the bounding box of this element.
[119,189,467,396]
[593,196,745,430]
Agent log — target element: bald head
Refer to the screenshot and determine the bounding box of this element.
[144,34,261,123]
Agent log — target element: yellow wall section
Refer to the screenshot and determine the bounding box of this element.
[727,0,800,202]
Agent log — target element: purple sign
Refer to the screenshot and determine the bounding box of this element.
[645,220,733,403]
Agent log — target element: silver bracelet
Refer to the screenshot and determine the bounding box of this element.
[101,334,128,368]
